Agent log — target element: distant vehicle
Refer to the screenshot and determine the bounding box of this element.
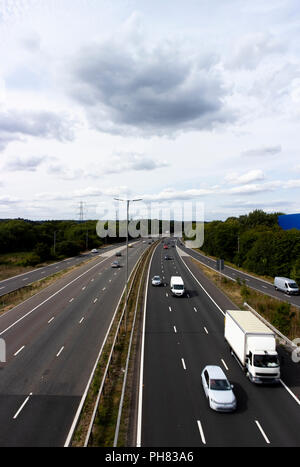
[116,252,122,257]
[91,249,98,253]
[164,255,172,260]
[111,260,121,268]
[201,365,236,412]
[274,276,299,295]
[224,310,280,384]
[163,245,168,249]
[151,275,162,286]
[170,276,185,297]
[128,244,133,248]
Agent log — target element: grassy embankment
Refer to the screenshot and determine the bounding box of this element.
[191,256,300,341]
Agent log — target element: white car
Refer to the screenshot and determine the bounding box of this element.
[201,365,236,412]
[151,275,162,286]
[91,248,98,253]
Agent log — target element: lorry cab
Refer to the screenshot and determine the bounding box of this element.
[245,349,280,384]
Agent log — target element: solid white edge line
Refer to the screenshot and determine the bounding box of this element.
[136,243,159,448]
[13,393,33,419]
[197,420,206,445]
[255,420,270,444]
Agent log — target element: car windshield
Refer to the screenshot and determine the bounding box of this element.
[253,355,279,368]
[209,379,231,390]
[173,284,183,290]
[153,276,160,280]
[289,283,298,288]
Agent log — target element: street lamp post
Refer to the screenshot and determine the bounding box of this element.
[114,198,142,332]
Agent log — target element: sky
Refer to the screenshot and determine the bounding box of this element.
[0,0,300,222]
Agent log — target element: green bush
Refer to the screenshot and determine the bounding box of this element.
[20,252,41,266]
[272,303,295,336]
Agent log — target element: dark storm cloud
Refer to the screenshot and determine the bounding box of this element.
[68,40,235,136]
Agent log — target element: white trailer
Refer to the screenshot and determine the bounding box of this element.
[224,310,280,384]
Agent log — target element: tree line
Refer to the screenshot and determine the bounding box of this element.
[1,211,299,281]
[0,219,109,266]
[199,210,300,282]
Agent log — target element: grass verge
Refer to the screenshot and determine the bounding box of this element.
[191,257,300,341]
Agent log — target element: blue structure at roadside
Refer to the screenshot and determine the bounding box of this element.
[278,213,300,230]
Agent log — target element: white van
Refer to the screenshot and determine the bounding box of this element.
[170,276,185,297]
[274,277,299,295]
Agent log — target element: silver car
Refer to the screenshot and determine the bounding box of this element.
[151,275,162,286]
[201,365,236,412]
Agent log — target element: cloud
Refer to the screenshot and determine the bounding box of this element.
[225,169,265,185]
[0,109,76,151]
[282,179,300,189]
[241,145,282,157]
[226,181,281,195]
[0,195,21,206]
[97,152,169,175]
[227,32,285,70]
[68,35,235,136]
[21,31,41,52]
[5,155,47,172]
[47,164,83,181]
[142,187,213,202]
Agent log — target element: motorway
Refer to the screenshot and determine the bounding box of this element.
[179,242,300,308]
[139,240,300,447]
[0,240,148,446]
[0,241,136,298]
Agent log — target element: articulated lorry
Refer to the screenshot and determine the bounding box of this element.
[224,310,280,384]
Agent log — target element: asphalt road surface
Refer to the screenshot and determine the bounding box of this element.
[177,242,300,308]
[0,240,148,446]
[139,240,300,447]
[0,241,137,298]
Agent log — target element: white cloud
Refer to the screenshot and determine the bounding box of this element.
[225,169,265,185]
[226,181,281,195]
[227,32,285,70]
